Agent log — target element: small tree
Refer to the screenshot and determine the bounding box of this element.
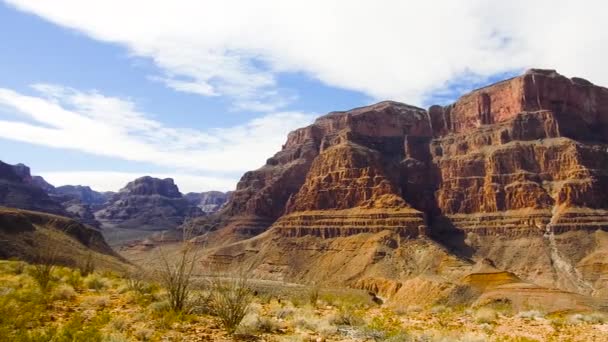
[208,275,253,334]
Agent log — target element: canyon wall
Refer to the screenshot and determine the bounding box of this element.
[203,69,608,297]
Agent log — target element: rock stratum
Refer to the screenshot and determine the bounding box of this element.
[96,176,203,231]
[192,69,608,310]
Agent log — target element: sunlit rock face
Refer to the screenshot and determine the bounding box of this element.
[202,69,608,300]
[218,69,608,238]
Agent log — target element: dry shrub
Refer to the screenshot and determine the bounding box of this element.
[474,307,498,324]
[84,273,109,291]
[52,284,76,300]
[157,230,200,313]
[208,276,253,334]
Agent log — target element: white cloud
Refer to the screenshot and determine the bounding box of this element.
[0,84,315,176]
[39,171,236,193]
[5,0,608,106]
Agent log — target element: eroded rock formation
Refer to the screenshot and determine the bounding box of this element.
[201,69,608,301]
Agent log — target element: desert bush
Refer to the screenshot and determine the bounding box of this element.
[308,283,320,306]
[363,311,405,341]
[53,313,105,341]
[133,326,154,341]
[53,284,76,300]
[474,307,498,324]
[208,276,253,334]
[566,312,607,325]
[110,317,129,332]
[330,308,365,326]
[126,270,148,294]
[147,300,171,314]
[255,316,281,333]
[84,273,109,291]
[273,306,295,320]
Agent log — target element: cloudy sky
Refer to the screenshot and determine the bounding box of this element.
[0,1,606,193]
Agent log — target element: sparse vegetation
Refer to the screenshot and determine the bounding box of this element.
[0,259,606,341]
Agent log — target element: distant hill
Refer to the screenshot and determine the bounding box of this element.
[0,206,126,270]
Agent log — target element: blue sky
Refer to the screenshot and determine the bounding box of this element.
[0,1,605,192]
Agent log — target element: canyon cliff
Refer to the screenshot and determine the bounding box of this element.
[196,69,608,308]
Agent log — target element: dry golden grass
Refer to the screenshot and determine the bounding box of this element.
[0,259,607,341]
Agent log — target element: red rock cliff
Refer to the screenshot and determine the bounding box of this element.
[213,69,608,239]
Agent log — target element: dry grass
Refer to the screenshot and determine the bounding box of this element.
[0,259,607,341]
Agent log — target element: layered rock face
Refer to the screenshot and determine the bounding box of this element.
[96,176,203,230]
[0,161,66,215]
[218,101,432,237]
[205,69,608,298]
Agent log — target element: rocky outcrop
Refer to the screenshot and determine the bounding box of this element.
[185,191,232,213]
[0,161,66,215]
[197,69,608,301]
[96,176,203,230]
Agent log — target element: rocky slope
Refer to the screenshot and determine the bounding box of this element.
[0,207,125,269]
[96,176,203,231]
[191,69,608,308]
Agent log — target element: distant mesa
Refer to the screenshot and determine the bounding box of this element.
[95,176,204,231]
